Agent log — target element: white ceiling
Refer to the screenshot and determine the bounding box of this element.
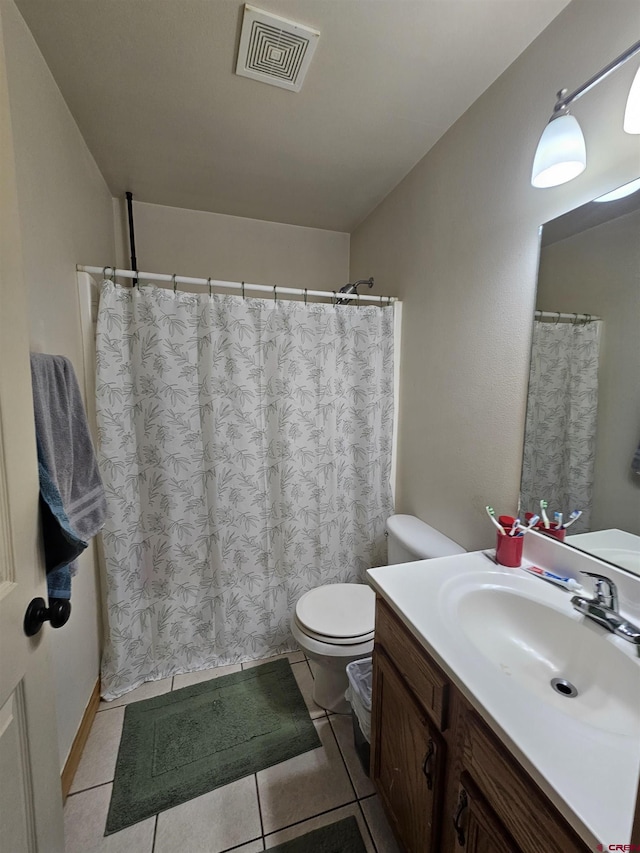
[17,0,569,232]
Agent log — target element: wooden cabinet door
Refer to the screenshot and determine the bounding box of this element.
[451,775,519,853]
[371,648,444,853]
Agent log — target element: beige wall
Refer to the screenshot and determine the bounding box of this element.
[3,0,115,770]
[113,199,350,291]
[350,0,640,551]
[537,209,640,535]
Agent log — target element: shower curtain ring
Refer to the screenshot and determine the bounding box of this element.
[273,286,277,303]
[555,312,561,324]
[387,295,392,306]
[332,291,337,307]
[173,274,178,294]
[304,288,308,305]
[208,277,212,298]
[573,312,578,325]
[241,281,245,299]
[586,313,591,324]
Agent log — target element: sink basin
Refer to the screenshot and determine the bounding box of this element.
[456,586,640,737]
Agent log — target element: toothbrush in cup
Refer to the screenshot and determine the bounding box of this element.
[512,515,538,536]
[509,518,521,536]
[486,506,506,535]
[540,500,550,529]
[554,512,563,530]
[562,510,582,529]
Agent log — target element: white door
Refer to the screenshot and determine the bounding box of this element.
[0,11,65,851]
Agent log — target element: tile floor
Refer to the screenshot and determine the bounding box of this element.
[65,652,401,853]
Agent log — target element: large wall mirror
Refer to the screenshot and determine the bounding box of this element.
[520,178,640,576]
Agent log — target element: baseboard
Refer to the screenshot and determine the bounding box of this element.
[61,679,101,801]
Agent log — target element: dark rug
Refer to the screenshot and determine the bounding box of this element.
[266,817,368,852]
[106,659,321,834]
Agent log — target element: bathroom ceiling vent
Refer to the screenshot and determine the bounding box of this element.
[235,5,320,93]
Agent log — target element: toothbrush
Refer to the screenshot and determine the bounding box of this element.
[509,518,521,536]
[540,500,550,529]
[562,510,582,529]
[525,514,540,530]
[486,506,506,535]
[554,511,563,530]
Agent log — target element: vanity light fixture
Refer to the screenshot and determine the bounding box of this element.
[593,176,640,202]
[532,39,640,188]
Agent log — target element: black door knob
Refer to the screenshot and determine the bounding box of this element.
[23,597,71,637]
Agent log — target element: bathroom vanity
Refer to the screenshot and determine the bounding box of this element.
[367,539,640,852]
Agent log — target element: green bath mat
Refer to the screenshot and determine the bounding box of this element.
[106,659,321,834]
[266,817,368,852]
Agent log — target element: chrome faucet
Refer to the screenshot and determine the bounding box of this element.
[571,572,640,653]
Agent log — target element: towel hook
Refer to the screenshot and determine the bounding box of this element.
[172,273,178,294]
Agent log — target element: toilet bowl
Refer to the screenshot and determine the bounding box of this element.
[291,515,465,714]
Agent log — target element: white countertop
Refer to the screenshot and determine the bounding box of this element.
[367,550,640,847]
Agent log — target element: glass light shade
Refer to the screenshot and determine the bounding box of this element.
[531,113,587,188]
[623,65,640,133]
[594,176,640,202]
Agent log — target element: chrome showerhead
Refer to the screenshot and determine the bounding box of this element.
[337,277,374,304]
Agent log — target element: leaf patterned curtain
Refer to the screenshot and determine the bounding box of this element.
[96,282,394,699]
[520,320,601,534]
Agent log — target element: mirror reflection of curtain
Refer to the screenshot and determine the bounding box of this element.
[520,320,601,534]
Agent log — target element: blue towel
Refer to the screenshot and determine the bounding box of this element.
[30,354,106,600]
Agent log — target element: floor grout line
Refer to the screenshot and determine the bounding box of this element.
[150,813,159,853]
[66,779,113,799]
[327,714,359,803]
[254,773,265,839]
[262,797,359,842]
[218,836,265,853]
[357,798,379,853]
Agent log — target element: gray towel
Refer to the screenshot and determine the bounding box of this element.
[30,354,106,599]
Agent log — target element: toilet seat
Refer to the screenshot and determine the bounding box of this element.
[294,583,375,646]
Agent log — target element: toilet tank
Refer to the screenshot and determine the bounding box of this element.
[386,514,465,564]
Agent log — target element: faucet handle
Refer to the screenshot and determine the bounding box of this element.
[580,571,618,610]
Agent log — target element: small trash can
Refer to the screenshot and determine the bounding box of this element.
[345,657,373,776]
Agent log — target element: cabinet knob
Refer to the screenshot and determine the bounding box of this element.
[453,788,468,846]
[422,738,435,790]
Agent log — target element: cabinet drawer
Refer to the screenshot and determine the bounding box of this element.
[375,597,449,731]
[463,712,589,853]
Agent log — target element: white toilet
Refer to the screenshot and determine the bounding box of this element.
[291,514,465,713]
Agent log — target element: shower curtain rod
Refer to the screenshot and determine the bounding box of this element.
[77,265,398,304]
[534,310,601,323]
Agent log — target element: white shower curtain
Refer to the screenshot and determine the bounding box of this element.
[520,320,601,534]
[96,282,394,698]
